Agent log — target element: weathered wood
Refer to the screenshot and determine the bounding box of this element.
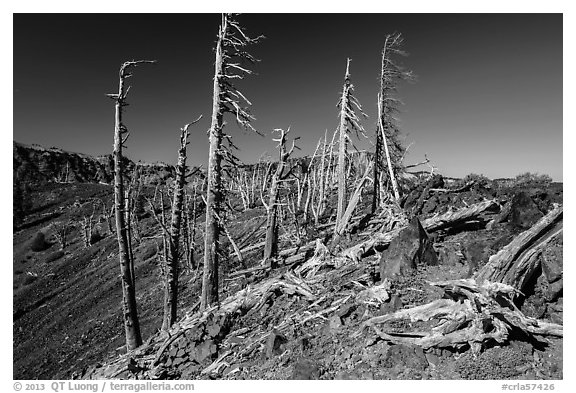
[342,199,499,262]
[378,93,400,201]
[263,128,298,267]
[475,204,563,291]
[110,60,155,350]
[335,58,367,231]
[334,161,373,237]
[361,278,562,352]
[163,121,201,331]
[429,180,475,194]
[421,199,498,232]
[201,14,262,310]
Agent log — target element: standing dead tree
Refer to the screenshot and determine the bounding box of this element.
[231,160,268,211]
[335,58,368,233]
[372,32,414,210]
[262,128,299,268]
[81,201,97,248]
[182,178,201,272]
[162,119,201,330]
[99,197,116,235]
[202,14,263,310]
[52,220,73,250]
[108,59,155,350]
[331,160,374,248]
[125,164,145,246]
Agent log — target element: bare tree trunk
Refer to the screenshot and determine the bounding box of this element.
[263,128,297,268]
[201,14,261,309]
[335,58,366,231]
[163,124,195,330]
[475,205,563,291]
[331,161,373,248]
[336,61,349,227]
[189,181,199,269]
[315,131,328,225]
[202,18,226,310]
[263,178,280,266]
[109,60,155,350]
[378,94,400,201]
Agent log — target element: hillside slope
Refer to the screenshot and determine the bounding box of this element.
[13,146,563,380]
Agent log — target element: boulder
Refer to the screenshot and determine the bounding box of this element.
[291,358,320,380]
[380,217,438,279]
[509,191,544,229]
[541,239,563,284]
[461,239,490,277]
[192,339,217,363]
[265,330,288,358]
[438,243,463,266]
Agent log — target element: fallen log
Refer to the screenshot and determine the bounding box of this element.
[474,204,563,292]
[421,199,498,232]
[360,278,562,353]
[341,199,499,262]
[429,180,475,194]
[152,271,316,363]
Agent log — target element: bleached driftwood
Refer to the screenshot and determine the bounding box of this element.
[475,204,563,291]
[361,279,562,353]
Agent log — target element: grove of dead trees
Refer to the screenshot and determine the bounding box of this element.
[103,15,429,353]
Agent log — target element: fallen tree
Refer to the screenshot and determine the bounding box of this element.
[342,199,499,262]
[474,204,563,292]
[360,278,562,354]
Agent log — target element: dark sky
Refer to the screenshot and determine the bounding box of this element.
[13,13,563,180]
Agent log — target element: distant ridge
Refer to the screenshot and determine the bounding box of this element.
[13,141,180,185]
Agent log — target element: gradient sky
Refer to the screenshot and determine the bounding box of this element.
[13,13,563,180]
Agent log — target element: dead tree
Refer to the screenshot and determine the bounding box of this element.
[202,14,263,310]
[331,160,374,248]
[52,221,73,250]
[162,119,201,330]
[372,32,414,211]
[182,179,200,272]
[475,204,563,292]
[99,198,115,235]
[108,59,155,350]
[126,165,144,245]
[335,58,367,232]
[81,202,96,248]
[262,128,298,268]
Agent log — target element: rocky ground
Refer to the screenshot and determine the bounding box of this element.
[13,173,563,380]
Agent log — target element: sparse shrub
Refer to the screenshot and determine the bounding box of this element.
[45,250,65,263]
[13,182,32,229]
[138,242,158,261]
[23,274,38,286]
[52,221,73,250]
[90,228,105,245]
[514,172,553,187]
[462,173,491,188]
[30,231,50,252]
[455,344,532,379]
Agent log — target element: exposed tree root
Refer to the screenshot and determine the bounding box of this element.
[361,279,562,354]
